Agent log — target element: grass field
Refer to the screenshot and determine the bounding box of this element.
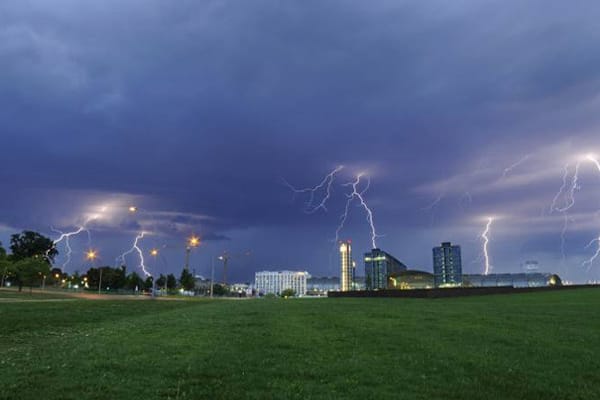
[0,289,599,400]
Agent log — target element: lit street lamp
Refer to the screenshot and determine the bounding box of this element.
[85,250,100,294]
[150,248,159,297]
[184,235,200,271]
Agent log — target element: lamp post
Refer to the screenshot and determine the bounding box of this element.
[185,236,200,271]
[217,251,251,287]
[210,256,215,298]
[218,254,229,286]
[150,248,159,297]
[86,250,99,294]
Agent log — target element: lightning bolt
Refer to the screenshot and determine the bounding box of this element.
[336,174,380,249]
[501,154,531,179]
[544,154,600,269]
[284,166,344,213]
[422,193,444,211]
[550,164,571,213]
[51,226,89,270]
[116,232,151,277]
[49,215,96,270]
[581,154,600,270]
[481,217,494,275]
[458,191,473,213]
[582,236,600,271]
[587,154,600,172]
[554,163,580,214]
[549,155,600,265]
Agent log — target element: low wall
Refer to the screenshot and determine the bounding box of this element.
[327,284,599,299]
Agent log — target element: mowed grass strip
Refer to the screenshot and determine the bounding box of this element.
[0,289,599,400]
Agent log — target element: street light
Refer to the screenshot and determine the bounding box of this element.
[184,235,200,271]
[86,250,100,294]
[150,248,159,297]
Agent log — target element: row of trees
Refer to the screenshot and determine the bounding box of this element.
[0,230,197,293]
[0,231,54,291]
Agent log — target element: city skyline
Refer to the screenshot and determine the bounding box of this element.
[3,1,600,282]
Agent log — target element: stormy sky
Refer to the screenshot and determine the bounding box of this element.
[2,0,600,283]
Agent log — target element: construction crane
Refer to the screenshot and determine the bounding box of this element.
[217,250,251,286]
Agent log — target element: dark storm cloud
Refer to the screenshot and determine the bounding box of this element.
[2,0,600,281]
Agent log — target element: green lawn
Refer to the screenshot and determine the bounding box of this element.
[0,289,599,400]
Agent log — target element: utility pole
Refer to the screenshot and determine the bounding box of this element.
[184,246,191,271]
[210,256,215,298]
[221,254,230,286]
[98,267,103,295]
[217,251,251,287]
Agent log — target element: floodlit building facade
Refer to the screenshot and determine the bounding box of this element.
[254,270,310,296]
[433,242,463,287]
[463,273,560,288]
[339,240,355,291]
[364,248,408,290]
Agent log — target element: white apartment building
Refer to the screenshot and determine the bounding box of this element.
[254,270,311,296]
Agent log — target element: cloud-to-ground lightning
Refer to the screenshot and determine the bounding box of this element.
[582,236,600,271]
[51,226,90,269]
[283,166,344,213]
[116,232,151,277]
[49,215,97,270]
[481,217,494,275]
[336,174,380,249]
[549,154,600,265]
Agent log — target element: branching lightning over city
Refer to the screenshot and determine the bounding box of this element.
[481,217,494,275]
[337,174,380,249]
[116,232,151,277]
[284,166,344,213]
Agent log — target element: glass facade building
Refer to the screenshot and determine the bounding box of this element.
[364,248,408,290]
[433,242,463,287]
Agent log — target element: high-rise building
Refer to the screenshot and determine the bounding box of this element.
[364,248,408,290]
[339,240,354,291]
[432,242,462,287]
[254,270,310,296]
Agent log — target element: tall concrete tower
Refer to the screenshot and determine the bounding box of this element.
[339,240,354,291]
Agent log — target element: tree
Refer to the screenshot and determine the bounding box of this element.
[179,269,195,291]
[155,274,166,288]
[281,288,296,298]
[45,267,65,287]
[85,266,127,291]
[0,242,10,287]
[10,231,57,264]
[143,276,153,291]
[13,257,50,292]
[126,272,144,291]
[166,274,177,292]
[68,271,82,288]
[211,283,228,296]
[0,258,15,287]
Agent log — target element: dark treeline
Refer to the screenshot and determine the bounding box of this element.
[0,230,195,293]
